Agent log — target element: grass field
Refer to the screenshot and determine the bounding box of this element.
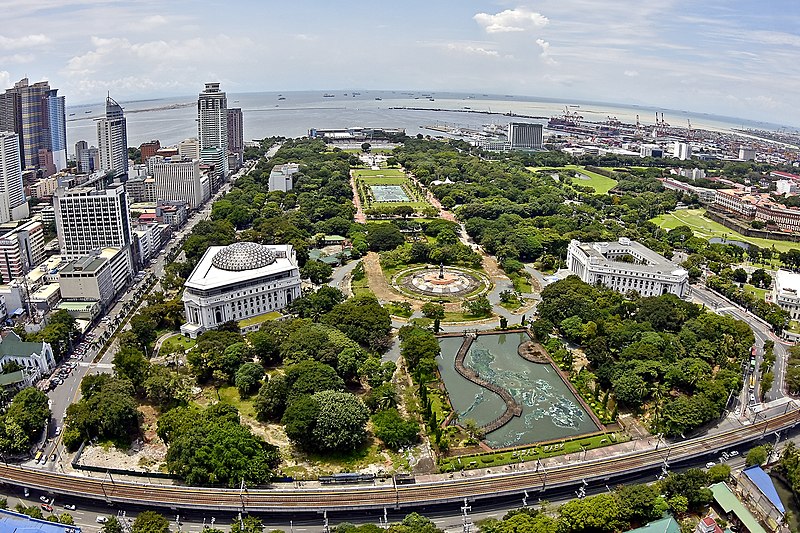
[353,168,405,178]
[744,284,769,302]
[650,208,800,253]
[358,176,407,185]
[527,165,618,194]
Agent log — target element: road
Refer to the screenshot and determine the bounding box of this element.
[32,163,254,474]
[692,285,790,406]
[6,407,800,515]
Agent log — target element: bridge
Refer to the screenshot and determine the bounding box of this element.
[4,408,799,513]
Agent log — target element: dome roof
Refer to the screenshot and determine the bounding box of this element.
[211,242,276,271]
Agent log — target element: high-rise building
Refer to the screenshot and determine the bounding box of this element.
[97,96,128,177]
[178,138,200,160]
[53,185,132,260]
[200,147,225,189]
[45,89,67,171]
[0,78,63,171]
[227,107,243,165]
[139,140,161,163]
[507,122,543,151]
[197,83,228,178]
[0,220,45,283]
[147,156,209,208]
[0,132,29,223]
[673,142,692,161]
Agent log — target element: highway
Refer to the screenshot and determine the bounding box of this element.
[6,406,800,514]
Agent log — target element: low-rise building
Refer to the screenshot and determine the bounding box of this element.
[737,466,785,531]
[772,270,800,320]
[181,242,301,338]
[0,330,55,384]
[58,247,131,308]
[566,238,690,298]
[268,163,300,192]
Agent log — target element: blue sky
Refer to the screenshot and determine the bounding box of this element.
[1,0,799,126]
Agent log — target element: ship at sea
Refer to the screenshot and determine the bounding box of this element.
[323,93,335,98]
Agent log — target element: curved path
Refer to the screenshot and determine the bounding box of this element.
[6,408,800,513]
[453,335,522,434]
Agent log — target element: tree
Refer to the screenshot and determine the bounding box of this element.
[130,314,158,354]
[285,360,344,401]
[143,365,186,409]
[323,294,391,349]
[235,362,265,398]
[746,445,768,466]
[371,408,419,451]
[102,516,125,533]
[59,513,75,525]
[421,303,445,320]
[399,327,440,372]
[367,223,404,251]
[750,269,772,289]
[732,268,748,284]
[131,511,170,533]
[254,374,289,421]
[708,463,731,483]
[62,376,140,450]
[113,346,150,391]
[281,395,320,446]
[232,516,265,533]
[301,260,333,285]
[311,390,369,454]
[361,142,371,153]
[0,387,50,454]
[557,493,623,532]
[160,405,280,486]
[614,483,666,525]
[462,296,492,317]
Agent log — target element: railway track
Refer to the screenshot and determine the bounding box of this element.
[5,409,799,512]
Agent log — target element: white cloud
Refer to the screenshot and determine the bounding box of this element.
[536,39,555,64]
[0,34,50,50]
[474,8,548,33]
[446,43,500,57]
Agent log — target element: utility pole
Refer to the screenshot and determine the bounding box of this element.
[323,511,329,533]
[461,499,472,533]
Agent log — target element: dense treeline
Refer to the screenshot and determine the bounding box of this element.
[535,276,753,436]
[0,388,50,455]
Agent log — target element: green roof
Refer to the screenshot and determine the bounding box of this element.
[710,482,768,533]
[57,301,97,312]
[0,332,43,357]
[628,516,680,533]
[0,370,25,386]
[324,235,347,242]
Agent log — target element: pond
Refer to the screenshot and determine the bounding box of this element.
[437,332,600,448]
[709,237,750,250]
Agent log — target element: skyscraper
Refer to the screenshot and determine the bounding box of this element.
[97,95,128,177]
[0,78,64,170]
[227,107,243,166]
[45,89,67,171]
[507,122,543,151]
[0,132,29,223]
[197,83,228,178]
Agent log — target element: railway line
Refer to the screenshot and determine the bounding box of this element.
[4,408,800,513]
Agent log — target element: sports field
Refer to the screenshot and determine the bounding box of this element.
[528,165,618,194]
[650,209,799,253]
[353,168,431,212]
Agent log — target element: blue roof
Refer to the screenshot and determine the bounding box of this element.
[0,509,81,533]
[743,466,785,514]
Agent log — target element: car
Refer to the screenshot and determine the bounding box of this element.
[39,496,49,503]
[96,516,108,524]
[730,450,739,457]
[23,488,29,497]
[41,503,53,512]
[706,462,716,468]
[64,504,76,511]
[54,427,61,436]
[50,453,56,462]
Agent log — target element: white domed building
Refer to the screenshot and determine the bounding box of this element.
[180,242,301,338]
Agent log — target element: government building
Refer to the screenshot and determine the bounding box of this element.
[566,238,690,298]
[180,242,301,338]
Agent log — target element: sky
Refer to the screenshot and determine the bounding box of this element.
[1,0,799,127]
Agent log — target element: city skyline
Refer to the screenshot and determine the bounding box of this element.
[0,1,798,128]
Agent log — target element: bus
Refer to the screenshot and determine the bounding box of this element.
[749,375,755,390]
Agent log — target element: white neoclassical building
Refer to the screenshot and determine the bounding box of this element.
[773,270,800,321]
[566,238,690,298]
[180,242,301,338]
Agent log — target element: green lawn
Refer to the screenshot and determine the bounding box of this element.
[744,284,769,302]
[215,385,257,419]
[353,168,406,178]
[358,176,408,185]
[439,431,627,472]
[239,311,282,328]
[650,208,800,253]
[159,334,196,355]
[527,165,618,194]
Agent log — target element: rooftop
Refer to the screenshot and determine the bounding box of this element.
[0,508,81,533]
[185,243,297,291]
[710,482,767,533]
[627,516,680,533]
[571,238,687,277]
[0,332,44,358]
[743,466,785,514]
